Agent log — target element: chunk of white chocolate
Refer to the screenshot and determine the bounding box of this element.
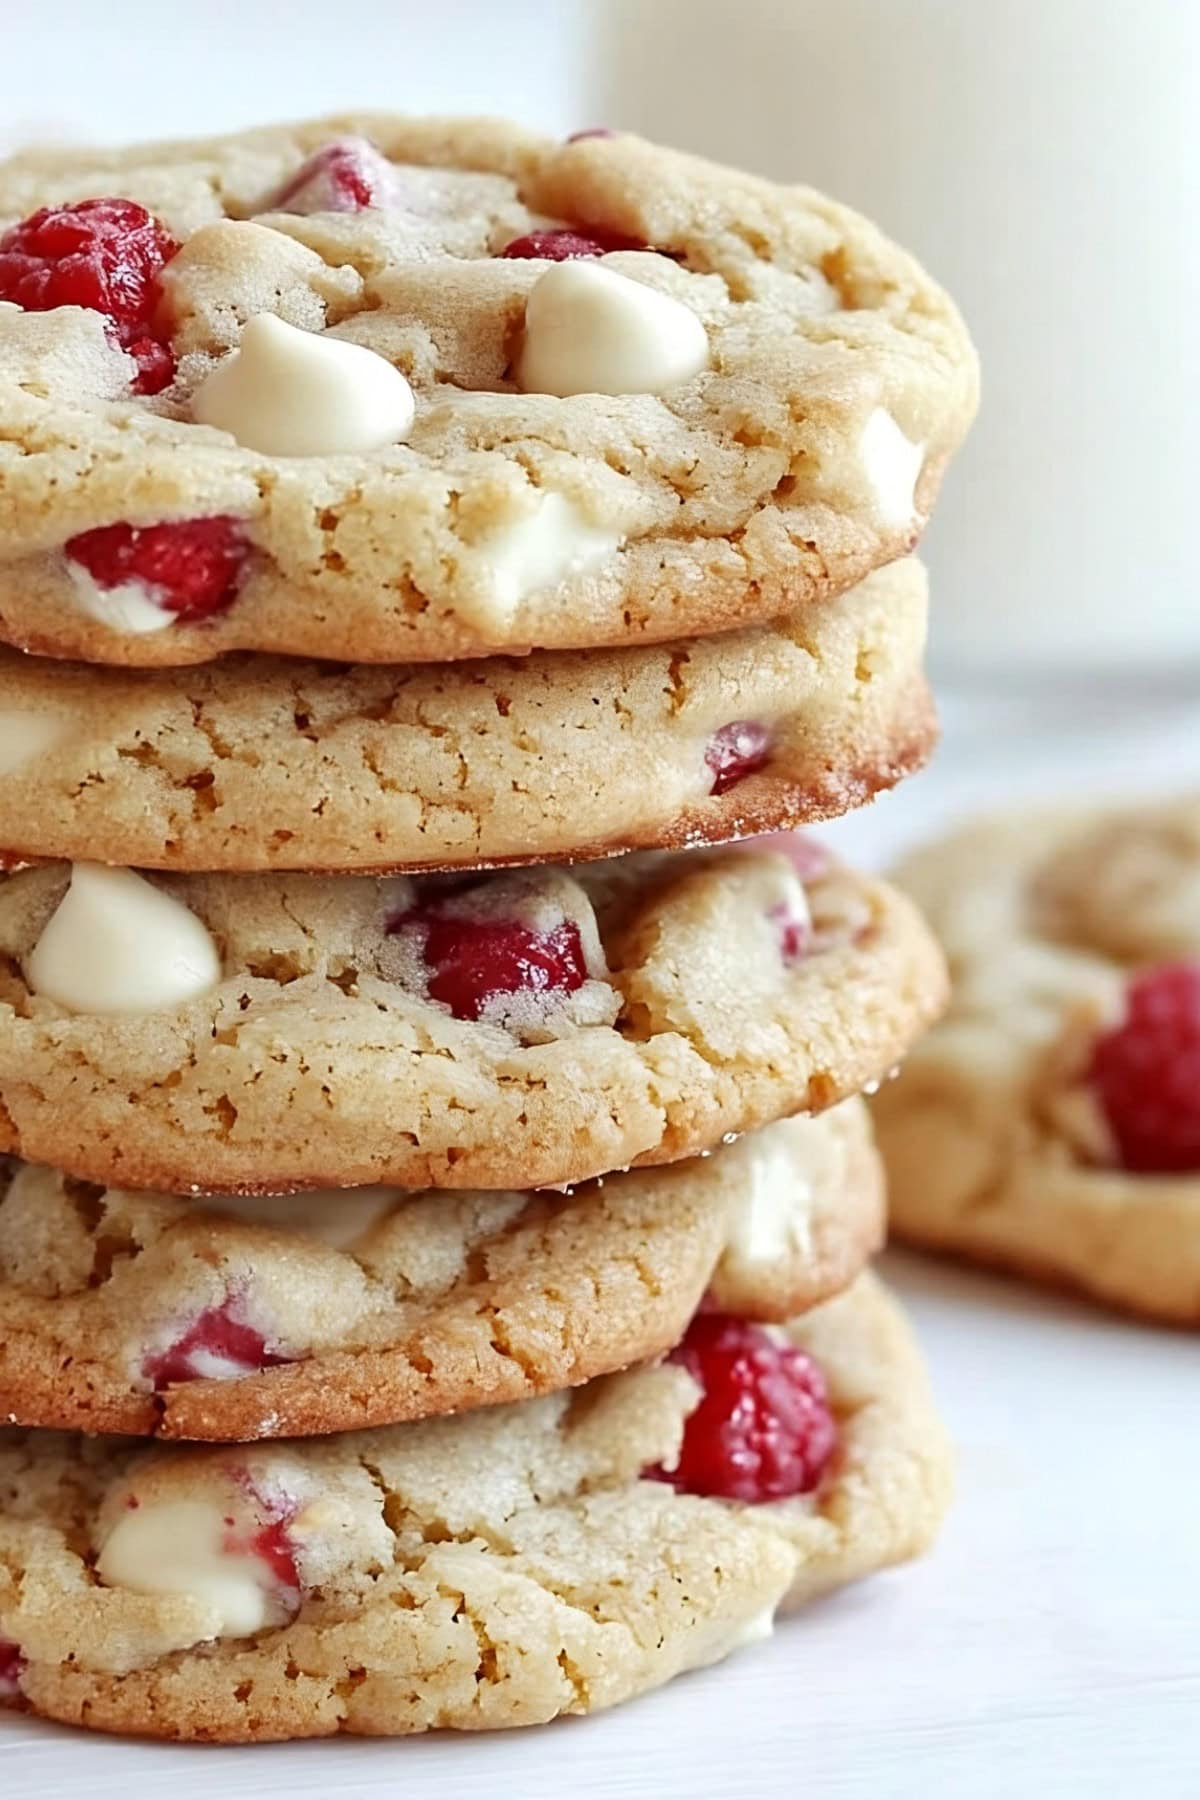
[193,313,415,456]
[0,709,71,775]
[859,408,924,526]
[25,864,222,1014]
[97,1496,294,1638]
[725,1131,815,1269]
[728,1604,778,1651]
[473,490,620,608]
[66,561,174,635]
[517,260,710,397]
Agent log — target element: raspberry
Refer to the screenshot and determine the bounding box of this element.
[705,722,771,795]
[0,1639,23,1699]
[389,901,588,1021]
[65,517,248,623]
[650,1313,838,1501]
[270,136,396,214]
[1087,962,1200,1173]
[501,225,650,260]
[124,335,176,394]
[0,197,178,393]
[221,1476,302,1615]
[145,1299,290,1387]
[238,1519,301,1596]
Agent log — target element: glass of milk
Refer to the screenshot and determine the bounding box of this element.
[591,0,1200,697]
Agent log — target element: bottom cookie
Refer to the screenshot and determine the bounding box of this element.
[0,1271,950,1742]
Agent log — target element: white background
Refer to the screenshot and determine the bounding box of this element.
[0,1,589,145]
[2,3,1199,1793]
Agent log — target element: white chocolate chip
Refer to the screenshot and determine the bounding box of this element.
[97,1497,293,1639]
[728,1604,778,1651]
[859,408,925,526]
[193,313,415,456]
[517,261,710,397]
[66,561,174,635]
[724,1131,815,1269]
[736,856,813,950]
[0,709,71,775]
[473,490,620,608]
[215,1185,400,1249]
[25,864,222,1014]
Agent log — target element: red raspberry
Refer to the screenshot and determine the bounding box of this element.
[705,721,771,795]
[270,136,395,214]
[237,1519,301,1596]
[145,1299,290,1387]
[220,1476,302,1614]
[65,517,248,624]
[0,197,178,393]
[650,1313,838,1502]
[123,335,176,394]
[389,901,588,1022]
[501,225,650,260]
[0,1639,23,1698]
[1087,962,1200,1173]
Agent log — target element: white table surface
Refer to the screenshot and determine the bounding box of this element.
[5,685,1200,1799]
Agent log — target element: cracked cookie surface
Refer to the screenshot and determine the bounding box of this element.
[0,1272,952,1741]
[0,114,977,667]
[0,1102,883,1440]
[0,558,933,873]
[873,798,1200,1322]
[0,836,947,1193]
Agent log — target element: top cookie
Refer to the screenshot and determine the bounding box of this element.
[0,114,977,667]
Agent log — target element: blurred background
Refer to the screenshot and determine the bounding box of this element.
[5,0,1198,853]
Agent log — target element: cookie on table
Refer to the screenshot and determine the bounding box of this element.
[0,834,947,1194]
[0,1101,883,1440]
[0,559,933,875]
[873,798,1200,1323]
[0,115,977,667]
[0,1272,951,1742]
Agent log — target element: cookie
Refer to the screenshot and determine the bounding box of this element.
[0,1102,883,1440]
[0,559,933,874]
[0,834,946,1194]
[0,115,977,668]
[0,1272,951,1741]
[872,798,1200,1323]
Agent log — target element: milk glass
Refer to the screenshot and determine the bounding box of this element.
[593,0,1200,692]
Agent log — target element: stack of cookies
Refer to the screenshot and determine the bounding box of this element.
[0,116,976,1742]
